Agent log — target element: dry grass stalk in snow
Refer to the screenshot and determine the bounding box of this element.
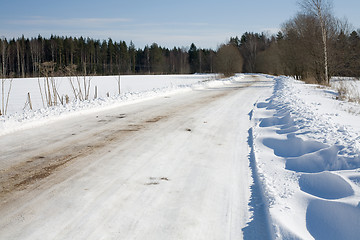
[0,78,13,116]
[38,62,65,107]
[66,64,92,101]
[335,80,360,103]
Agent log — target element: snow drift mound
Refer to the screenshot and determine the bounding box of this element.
[299,172,354,199]
[262,134,328,158]
[258,75,360,171]
[306,200,360,240]
[251,75,360,239]
[286,145,346,173]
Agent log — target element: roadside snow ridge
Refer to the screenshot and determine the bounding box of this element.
[252,75,360,239]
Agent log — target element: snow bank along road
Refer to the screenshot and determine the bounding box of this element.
[0,75,273,239]
[252,76,360,239]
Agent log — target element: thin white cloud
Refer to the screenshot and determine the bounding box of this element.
[2,16,243,48]
[7,17,132,28]
[5,17,213,35]
[130,22,210,28]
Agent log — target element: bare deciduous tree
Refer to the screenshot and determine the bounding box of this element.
[215,44,243,76]
[281,13,325,82]
[0,38,13,116]
[299,0,333,83]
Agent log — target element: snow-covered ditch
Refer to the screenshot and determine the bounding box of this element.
[251,75,360,239]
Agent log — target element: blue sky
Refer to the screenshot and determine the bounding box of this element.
[1,0,360,49]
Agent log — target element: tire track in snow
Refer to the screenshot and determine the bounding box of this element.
[0,75,272,240]
[0,83,249,207]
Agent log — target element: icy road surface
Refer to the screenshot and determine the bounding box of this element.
[0,75,272,239]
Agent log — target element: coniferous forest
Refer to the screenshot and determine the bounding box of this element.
[1,28,360,82]
[0,36,219,77]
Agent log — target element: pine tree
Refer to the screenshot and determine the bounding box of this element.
[188,43,199,73]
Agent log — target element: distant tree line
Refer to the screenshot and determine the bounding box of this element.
[1,27,359,83]
[0,35,241,78]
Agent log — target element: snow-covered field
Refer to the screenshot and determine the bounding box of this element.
[251,76,360,239]
[1,74,218,115]
[0,74,218,136]
[1,74,360,239]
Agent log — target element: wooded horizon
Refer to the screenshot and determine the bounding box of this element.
[1,0,360,83]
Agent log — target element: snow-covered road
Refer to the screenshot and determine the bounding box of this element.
[0,75,273,239]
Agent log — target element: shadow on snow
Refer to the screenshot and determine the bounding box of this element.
[242,127,272,240]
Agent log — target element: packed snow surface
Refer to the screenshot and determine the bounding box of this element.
[0,74,267,239]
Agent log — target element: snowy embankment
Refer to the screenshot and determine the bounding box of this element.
[251,76,360,239]
[0,74,223,136]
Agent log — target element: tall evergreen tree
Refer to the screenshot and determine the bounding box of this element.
[188,43,199,73]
